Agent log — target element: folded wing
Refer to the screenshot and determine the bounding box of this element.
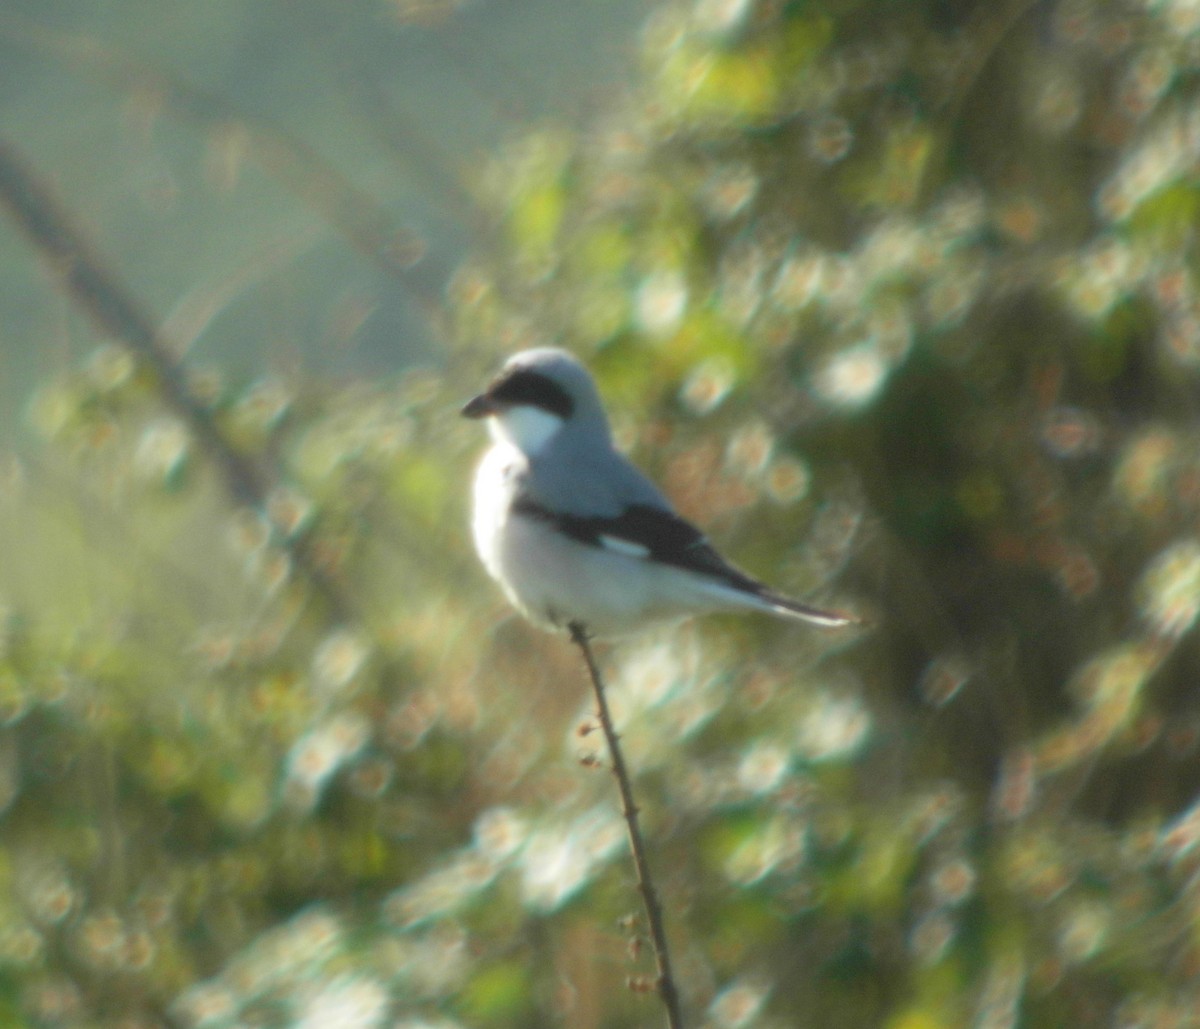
[513,497,856,627]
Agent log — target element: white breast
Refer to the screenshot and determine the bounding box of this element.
[471,445,520,580]
[489,405,563,456]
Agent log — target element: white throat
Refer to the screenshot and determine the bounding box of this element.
[488,405,564,456]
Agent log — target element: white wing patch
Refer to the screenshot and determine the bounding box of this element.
[599,534,652,559]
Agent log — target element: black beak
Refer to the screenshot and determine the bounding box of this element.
[461,393,497,419]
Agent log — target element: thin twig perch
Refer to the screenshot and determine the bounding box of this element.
[568,621,684,1029]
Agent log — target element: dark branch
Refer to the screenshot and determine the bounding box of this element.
[0,139,352,622]
[568,621,685,1029]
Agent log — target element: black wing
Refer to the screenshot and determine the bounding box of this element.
[514,495,858,626]
[514,497,755,587]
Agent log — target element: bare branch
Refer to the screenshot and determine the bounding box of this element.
[568,621,685,1029]
[0,139,352,622]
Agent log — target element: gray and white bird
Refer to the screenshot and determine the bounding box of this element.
[462,348,856,637]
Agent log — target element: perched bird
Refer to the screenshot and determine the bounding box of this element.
[462,348,857,637]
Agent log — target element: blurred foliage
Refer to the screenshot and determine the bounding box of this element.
[2,0,1200,1027]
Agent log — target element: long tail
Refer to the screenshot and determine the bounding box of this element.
[691,571,860,627]
[756,588,860,627]
[668,536,860,627]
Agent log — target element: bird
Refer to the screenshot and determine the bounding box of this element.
[462,347,857,638]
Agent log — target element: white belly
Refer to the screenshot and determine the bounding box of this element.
[470,448,702,636]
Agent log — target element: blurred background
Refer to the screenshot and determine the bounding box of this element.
[0,0,652,415]
[2,0,1200,1027]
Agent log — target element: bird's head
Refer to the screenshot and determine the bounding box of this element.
[462,348,610,456]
